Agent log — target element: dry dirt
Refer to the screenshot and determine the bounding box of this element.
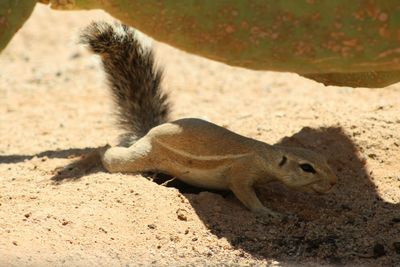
[1,5,399,267]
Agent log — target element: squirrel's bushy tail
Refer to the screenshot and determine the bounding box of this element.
[80,21,170,142]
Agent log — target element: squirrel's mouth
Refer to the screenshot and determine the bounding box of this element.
[296,180,335,194]
[311,182,335,194]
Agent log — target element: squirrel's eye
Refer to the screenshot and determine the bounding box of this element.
[299,163,316,174]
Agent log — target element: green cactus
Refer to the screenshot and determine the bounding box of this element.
[304,70,400,88]
[2,1,400,87]
[0,0,36,52]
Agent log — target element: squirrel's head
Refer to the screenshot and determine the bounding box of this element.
[272,146,337,193]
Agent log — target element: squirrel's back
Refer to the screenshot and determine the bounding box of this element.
[80,21,170,144]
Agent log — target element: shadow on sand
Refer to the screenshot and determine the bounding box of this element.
[180,126,400,265]
[9,126,398,265]
[0,147,94,164]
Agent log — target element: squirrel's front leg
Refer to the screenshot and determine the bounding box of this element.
[227,163,281,218]
[229,180,281,218]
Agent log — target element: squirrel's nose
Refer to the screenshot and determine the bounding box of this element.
[312,174,337,193]
[330,175,338,186]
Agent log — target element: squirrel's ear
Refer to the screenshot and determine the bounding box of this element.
[278,155,287,167]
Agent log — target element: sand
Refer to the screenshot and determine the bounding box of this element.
[0,5,399,267]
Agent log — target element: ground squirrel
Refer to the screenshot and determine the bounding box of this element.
[63,21,337,218]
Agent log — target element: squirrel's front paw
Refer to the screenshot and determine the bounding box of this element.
[253,207,283,220]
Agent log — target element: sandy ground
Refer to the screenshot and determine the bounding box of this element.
[1,5,400,267]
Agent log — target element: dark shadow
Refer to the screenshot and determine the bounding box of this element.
[0,147,95,164]
[50,147,106,182]
[0,147,105,182]
[181,126,400,265]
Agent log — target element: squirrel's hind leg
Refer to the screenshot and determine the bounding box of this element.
[101,137,154,174]
[52,137,154,180]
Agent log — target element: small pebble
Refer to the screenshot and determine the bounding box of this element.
[373,243,386,258]
[393,242,400,254]
[392,217,400,223]
[176,209,188,221]
[148,224,157,229]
